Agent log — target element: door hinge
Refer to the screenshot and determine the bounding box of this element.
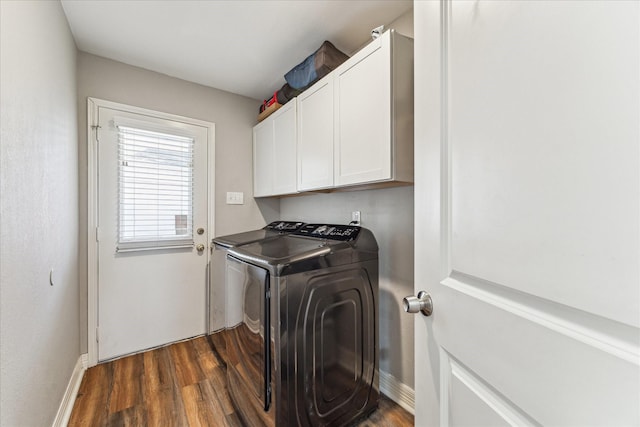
[96,227,100,242]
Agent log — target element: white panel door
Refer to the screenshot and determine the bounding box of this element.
[297,78,334,191]
[413,1,639,426]
[97,106,209,361]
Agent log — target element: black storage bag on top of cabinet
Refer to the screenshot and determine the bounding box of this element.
[258,83,302,113]
[276,83,302,105]
[284,41,349,90]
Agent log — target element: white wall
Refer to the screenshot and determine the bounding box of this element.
[0,1,80,426]
[76,53,279,352]
[281,9,416,391]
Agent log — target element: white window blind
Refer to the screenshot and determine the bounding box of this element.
[117,125,195,252]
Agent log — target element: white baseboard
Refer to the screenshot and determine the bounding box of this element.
[52,354,87,427]
[379,370,415,415]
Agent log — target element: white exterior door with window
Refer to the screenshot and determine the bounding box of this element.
[413,1,639,425]
[95,103,211,361]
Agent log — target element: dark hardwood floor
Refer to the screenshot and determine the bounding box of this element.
[68,335,413,427]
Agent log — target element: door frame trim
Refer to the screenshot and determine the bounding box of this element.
[86,97,216,366]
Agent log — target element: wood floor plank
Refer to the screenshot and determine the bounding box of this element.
[194,338,220,378]
[69,335,413,427]
[68,362,113,426]
[208,331,228,365]
[143,346,173,396]
[208,366,236,416]
[224,411,245,427]
[169,340,206,388]
[181,379,226,427]
[105,404,147,427]
[192,335,214,358]
[109,353,144,414]
[145,387,189,427]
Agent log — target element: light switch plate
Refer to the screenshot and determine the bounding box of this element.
[226,191,244,205]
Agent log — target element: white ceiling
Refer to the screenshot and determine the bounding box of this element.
[60,0,412,101]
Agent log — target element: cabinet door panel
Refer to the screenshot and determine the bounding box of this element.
[273,102,297,195]
[335,40,391,186]
[253,120,274,197]
[298,79,334,191]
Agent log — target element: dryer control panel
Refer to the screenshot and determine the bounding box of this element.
[294,224,361,241]
[265,221,305,231]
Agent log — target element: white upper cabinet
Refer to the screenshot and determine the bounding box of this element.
[297,78,335,191]
[253,101,297,197]
[252,29,413,197]
[334,30,413,187]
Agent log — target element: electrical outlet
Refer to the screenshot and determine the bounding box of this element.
[226,192,244,205]
[352,211,361,225]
